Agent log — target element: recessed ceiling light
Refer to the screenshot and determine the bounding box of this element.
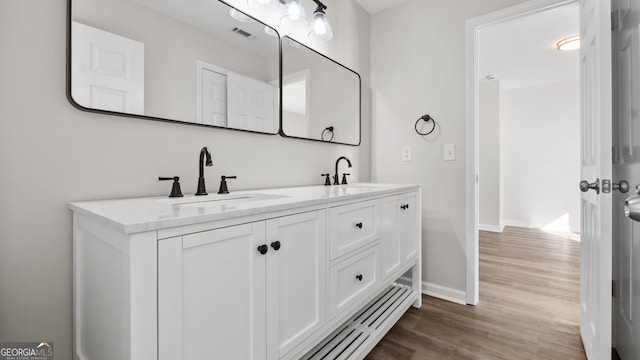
[556,35,580,51]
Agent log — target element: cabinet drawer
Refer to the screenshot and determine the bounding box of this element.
[330,245,379,319]
[329,200,379,259]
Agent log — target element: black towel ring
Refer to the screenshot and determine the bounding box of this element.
[415,114,436,136]
[322,126,335,142]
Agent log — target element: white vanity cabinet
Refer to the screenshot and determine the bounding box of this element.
[70,184,421,360]
[158,210,327,360]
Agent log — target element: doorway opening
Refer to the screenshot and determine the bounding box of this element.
[465,0,579,305]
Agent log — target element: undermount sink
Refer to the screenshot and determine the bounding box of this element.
[173,193,285,208]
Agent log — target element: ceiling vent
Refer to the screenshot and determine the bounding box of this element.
[232,27,255,39]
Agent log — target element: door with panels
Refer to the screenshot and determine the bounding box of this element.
[71,21,144,114]
[612,0,640,359]
[578,0,613,358]
[380,193,419,280]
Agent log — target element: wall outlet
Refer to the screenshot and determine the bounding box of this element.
[444,144,456,161]
[402,146,412,161]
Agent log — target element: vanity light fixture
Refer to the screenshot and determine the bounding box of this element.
[248,0,335,41]
[309,0,333,41]
[556,35,580,51]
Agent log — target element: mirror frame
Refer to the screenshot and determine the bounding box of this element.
[280,36,361,146]
[65,0,282,136]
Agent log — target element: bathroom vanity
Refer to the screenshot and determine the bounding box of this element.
[70,183,421,360]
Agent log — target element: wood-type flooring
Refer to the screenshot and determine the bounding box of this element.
[366,226,586,360]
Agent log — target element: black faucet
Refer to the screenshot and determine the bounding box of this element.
[334,156,352,185]
[196,147,213,196]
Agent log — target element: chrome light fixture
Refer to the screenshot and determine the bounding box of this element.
[556,35,580,51]
[309,0,333,41]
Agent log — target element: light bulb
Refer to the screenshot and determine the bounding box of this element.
[313,13,327,35]
[288,0,301,21]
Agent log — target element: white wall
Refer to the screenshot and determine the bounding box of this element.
[0,0,370,358]
[370,0,527,301]
[479,79,503,231]
[501,80,581,232]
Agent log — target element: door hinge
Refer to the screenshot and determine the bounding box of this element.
[612,280,616,298]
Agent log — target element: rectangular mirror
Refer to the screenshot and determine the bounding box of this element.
[68,0,281,134]
[281,37,361,146]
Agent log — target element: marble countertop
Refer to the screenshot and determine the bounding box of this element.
[69,183,420,234]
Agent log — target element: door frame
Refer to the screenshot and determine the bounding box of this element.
[465,0,578,305]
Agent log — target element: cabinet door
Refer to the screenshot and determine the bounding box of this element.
[380,196,402,278]
[158,222,267,360]
[380,192,420,280]
[266,210,327,359]
[399,192,419,261]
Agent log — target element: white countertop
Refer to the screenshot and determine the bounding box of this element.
[69,183,420,234]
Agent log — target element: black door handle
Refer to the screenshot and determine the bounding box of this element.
[271,241,281,251]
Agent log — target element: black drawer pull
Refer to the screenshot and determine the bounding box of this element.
[355,222,363,229]
[257,244,268,255]
[271,241,281,251]
[355,274,363,281]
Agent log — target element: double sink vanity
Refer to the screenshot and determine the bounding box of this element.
[70,183,422,360]
[67,0,418,357]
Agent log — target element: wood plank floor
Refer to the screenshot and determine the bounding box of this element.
[366,226,586,360]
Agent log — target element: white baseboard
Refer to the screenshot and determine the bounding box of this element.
[503,220,580,234]
[479,224,504,232]
[422,282,467,305]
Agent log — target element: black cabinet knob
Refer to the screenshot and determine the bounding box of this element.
[356,274,363,281]
[355,222,363,229]
[257,244,268,255]
[271,241,281,251]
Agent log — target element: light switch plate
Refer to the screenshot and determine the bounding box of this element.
[402,146,412,161]
[444,144,456,161]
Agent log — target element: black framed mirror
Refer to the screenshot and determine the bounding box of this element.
[67,0,281,135]
[280,36,361,146]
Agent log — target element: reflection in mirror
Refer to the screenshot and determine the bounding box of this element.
[68,0,280,134]
[281,37,361,146]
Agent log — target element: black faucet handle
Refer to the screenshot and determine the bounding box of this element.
[159,176,184,198]
[321,173,331,186]
[218,175,237,194]
[341,173,351,185]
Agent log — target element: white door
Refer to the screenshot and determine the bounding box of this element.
[265,210,327,359]
[200,68,228,126]
[71,21,144,114]
[227,72,276,133]
[612,0,640,358]
[158,222,267,360]
[579,0,613,359]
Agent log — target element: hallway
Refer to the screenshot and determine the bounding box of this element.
[367,226,586,359]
